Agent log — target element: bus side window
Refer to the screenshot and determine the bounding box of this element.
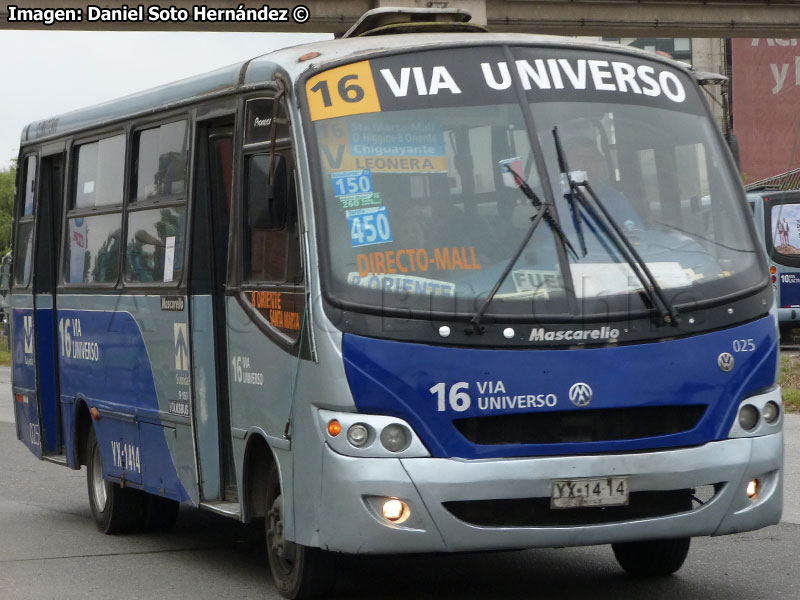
[65,135,125,285]
[14,155,37,288]
[244,153,302,284]
[125,120,189,284]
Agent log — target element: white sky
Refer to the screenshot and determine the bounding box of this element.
[0,30,333,169]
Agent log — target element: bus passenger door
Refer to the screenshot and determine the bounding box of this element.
[189,117,237,501]
[227,96,306,506]
[22,151,65,457]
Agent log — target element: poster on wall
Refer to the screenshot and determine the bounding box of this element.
[731,38,800,182]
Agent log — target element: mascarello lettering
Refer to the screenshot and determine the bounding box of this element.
[529,326,621,342]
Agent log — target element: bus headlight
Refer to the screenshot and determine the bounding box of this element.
[380,424,411,452]
[729,386,783,438]
[318,409,429,458]
[762,401,780,424]
[738,404,759,430]
[347,423,370,447]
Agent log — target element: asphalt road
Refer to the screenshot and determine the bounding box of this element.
[1,365,799,599]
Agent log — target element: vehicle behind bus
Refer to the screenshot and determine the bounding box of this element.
[9,9,783,600]
[748,189,800,338]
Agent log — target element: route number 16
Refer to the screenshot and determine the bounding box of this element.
[429,382,471,412]
[310,75,365,107]
[305,61,380,122]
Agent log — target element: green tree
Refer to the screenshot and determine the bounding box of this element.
[0,160,16,254]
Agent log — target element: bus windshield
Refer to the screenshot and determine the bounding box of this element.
[306,46,762,320]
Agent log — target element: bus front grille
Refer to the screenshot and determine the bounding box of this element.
[443,485,719,528]
[453,405,707,446]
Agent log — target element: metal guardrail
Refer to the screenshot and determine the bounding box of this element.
[745,168,800,193]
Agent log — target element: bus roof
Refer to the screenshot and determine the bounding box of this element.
[20,32,691,147]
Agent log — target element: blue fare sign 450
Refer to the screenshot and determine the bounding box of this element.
[347,205,393,247]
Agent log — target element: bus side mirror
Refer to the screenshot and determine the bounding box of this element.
[248,154,287,231]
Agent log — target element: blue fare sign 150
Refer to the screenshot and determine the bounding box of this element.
[332,169,373,197]
[347,205,393,247]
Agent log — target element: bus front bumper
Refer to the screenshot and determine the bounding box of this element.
[316,432,783,554]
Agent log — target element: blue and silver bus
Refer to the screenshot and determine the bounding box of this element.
[748,189,800,338]
[10,9,783,599]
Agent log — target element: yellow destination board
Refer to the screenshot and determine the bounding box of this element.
[306,61,382,122]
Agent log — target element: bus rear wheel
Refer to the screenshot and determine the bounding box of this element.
[612,537,691,577]
[85,427,142,534]
[265,466,332,599]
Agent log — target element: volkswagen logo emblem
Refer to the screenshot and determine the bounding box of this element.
[718,352,735,372]
[569,382,593,407]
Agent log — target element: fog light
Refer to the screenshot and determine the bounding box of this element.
[746,479,760,499]
[380,424,410,452]
[763,401,780,424]
[738,404,759,430]
[347,423,370,447]
[382,498,409,523]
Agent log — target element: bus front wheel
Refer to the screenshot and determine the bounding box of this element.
[85,426,142,534]
[612,537,691,577]
[265,466,332,599]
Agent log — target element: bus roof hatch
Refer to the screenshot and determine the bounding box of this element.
[341,7,487,38]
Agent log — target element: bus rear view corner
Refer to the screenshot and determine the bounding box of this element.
[748,188,800,342]
[9,7,782,599]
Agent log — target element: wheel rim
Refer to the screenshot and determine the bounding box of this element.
[91,441,107,511]
[267,494,299,576]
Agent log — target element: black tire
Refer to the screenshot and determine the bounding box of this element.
[265,465,334,599]
[780,326,795,345]
[612,537,691,577]
[140,494,180,532]
[85,427,143,534]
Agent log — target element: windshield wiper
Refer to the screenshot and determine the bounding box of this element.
[467,167,577,335]
[552,126,679,326]
[504,164,580,262]
[554,136,588,257]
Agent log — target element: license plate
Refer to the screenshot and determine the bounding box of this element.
[551,476,630,509]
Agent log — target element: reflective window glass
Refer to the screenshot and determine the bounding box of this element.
[73,134,125,209]
[65,214,122,284]
[13,222,34,286]
[125,207,186,283]
[244,99,290,145]
[245,153,301,283]
[133,121,188,202]
[771,203,800,256]
[23,155,36,216]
